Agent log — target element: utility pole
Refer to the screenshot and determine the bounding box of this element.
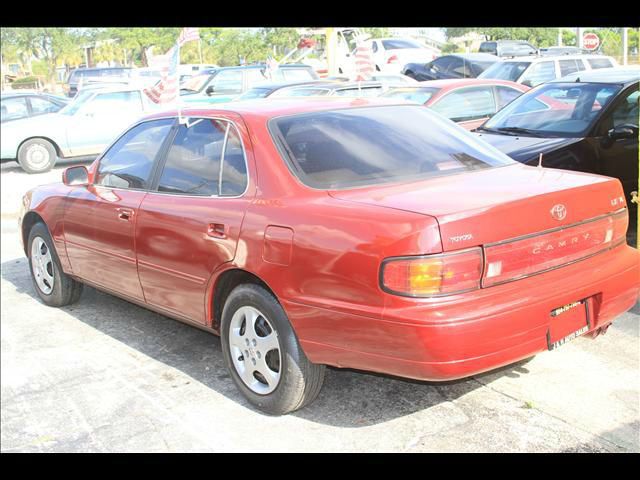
[622,27,628,65]
[577,27,584,48]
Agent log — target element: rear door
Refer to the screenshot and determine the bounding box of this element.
[63,118,175,300]
[135,115,253,324]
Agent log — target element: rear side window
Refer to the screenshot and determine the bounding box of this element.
[270,105,514,190]
[588,58,613,69]
[495,86,524,109]
[431,87,496,122]
[157,118,247,196]
[382,39,422,50]
[96,118,174,189]
[88,91,143,114]
[479,42,496,54]
[1,97,29,122]
[559,59,585,77]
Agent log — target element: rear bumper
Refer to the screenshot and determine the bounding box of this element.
[291,244,640,381]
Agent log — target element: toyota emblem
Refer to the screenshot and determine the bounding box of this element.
[550,204,567,221]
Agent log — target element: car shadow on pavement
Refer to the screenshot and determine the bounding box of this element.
[1,257,534,427]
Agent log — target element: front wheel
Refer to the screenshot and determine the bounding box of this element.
[18,138,57,174]
[220,284,326,415]
[27,222,83,306]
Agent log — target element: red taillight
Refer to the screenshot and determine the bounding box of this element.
[483,210,628,287]
[387,55,399,64]
[381,248,483,297]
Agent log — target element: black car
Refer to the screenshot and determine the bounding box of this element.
[64,67,133,97]
[1,92,69,123]
[474,68,639,234]
[402,54,499,81]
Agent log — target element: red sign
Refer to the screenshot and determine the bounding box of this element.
[583,33,600,51]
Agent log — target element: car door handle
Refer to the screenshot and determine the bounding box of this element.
[117,208,134,221]
[207,223,227,239]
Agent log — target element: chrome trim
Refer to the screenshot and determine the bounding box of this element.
[484,208,627,248]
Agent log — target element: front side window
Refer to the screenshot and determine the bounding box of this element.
[431,87,496,122]
[520,61,556,87]
[157,118,247,196]
[245,68,269,88]
[484,83,623,137]
[270,105,514,190]
[610,88,640,128]
[1,97,29,122]
[431,56,453,73]
[382,39,422,50]
[210,70,243,94]
[96,118,174,189]
[479,61,531,82]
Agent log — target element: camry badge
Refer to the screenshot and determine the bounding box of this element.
[550,204,567,221]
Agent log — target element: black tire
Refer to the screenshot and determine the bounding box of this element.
[27,222,83,307]
[220,284,326,415]
[18,138,57,174]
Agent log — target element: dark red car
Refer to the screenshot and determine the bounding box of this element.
[381,78,530,130]
[19,98,640,414]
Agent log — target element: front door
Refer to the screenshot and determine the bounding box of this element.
[136,116,252,324]
[63,118,175,300]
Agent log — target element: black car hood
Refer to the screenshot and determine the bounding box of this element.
[474,132,583,165]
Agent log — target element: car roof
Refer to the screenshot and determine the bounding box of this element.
[500,54,613,62]
[416,78,525,89]
[150,97,414,121]
[249,80,344,91]
[553,67,640,84]
[449,53,499,61]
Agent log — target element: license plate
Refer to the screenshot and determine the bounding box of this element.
[547,299,590,351]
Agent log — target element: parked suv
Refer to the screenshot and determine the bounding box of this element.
[479,54,618,87]
[479,40,538,57]
[64,67,133,97]
[180,64,319,104]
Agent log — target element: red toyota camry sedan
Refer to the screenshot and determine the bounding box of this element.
[18,98,640,415]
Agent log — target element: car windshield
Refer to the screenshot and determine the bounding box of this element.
[483,82,622,137]
[382,39,422,49]
[269,105,514,190]
[59,91,95,115]
[480,61,531,81]
[381,87,440,104]
[181,73,212,93]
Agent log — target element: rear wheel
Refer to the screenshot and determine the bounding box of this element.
[220,284,326,415]
[18,138,57,174]
[27,222,83,306]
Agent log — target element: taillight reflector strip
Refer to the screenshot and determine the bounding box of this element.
[483,210,628,287]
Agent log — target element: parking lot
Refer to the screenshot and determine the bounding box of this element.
[1,162,638,453]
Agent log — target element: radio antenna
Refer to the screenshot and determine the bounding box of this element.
[537,153,544,168]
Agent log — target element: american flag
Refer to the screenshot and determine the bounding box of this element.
[354,41,375,81]
[143,44,180,104]
[178,27,200,46]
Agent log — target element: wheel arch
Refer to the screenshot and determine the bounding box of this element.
[21,211,47,256]
[18,136,64,159]
[209,268,279,332]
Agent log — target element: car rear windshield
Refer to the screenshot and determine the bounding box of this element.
[381,87,440,104]
[269,105,514,189]
[382,39,422,50]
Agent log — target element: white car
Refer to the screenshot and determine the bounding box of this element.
[0,86,162,173]
[479,54,618,87]
[368,38,440,74]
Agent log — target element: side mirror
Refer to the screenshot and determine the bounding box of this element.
[608,124,637,141]
[205,85,215,95]
[63,166,89,186]
[521,80,533,88]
